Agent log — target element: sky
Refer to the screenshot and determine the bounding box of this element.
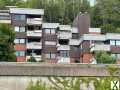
[89,0,96,6]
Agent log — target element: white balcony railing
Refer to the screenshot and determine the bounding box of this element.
[90,44,110,52]
[57,57,70,63]
[27,42,42,49]
[26,55,42,62]
[69,39,82,45]
[57,45,70,50]
[27,18,42,25]
[57,32,72,39]
[27,30,42,37]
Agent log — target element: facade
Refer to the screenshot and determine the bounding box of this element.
[0,7,120,63]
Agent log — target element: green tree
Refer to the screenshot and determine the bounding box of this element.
[95,51,116,64]
[0,0,26,9]
[26,80,48,90]
[28,56,36,62]
[92,0,120,32]
[0,24,16,62]
[26,0,90,24]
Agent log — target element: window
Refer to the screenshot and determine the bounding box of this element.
[60,51,69,57]
[116,40,120,45]
[72,33,79,39]
[45,29,56,34]
[51,29,56,34]
[15,15,25,20]
[110,40,115,45]
[45,29,50,34]
[45,52,56,59]
[16,51,25,56]
[110,40,120,46]
[14,39,25,44]
[15,26,25,32]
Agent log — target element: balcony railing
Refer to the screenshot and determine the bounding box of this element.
[26,55,42,62]
[69,39,82,45]
[27,18,42,25]
[57,45,70,50]
[90,44,110,52]
[57,32,72,39]
[27,30,42,37]
[57,57,70,63]
[27,42,42,49]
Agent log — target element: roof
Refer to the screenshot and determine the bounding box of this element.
[10,8,44,15]
[106,33,120,40]
[89,28,101,33]
[42,23,59,28]
[83,34,106,41]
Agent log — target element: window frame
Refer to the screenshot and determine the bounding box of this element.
[14,14,26,21]
[16,51,25,57]
[14,38,25,44]
[15,26,25,32]
[45,52,56,59]
[44,28,56,34]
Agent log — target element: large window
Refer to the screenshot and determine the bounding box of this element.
[16,51,25,56]
[110,40,115,45]
[45,29,56,34]
[110,40,120,46]
[116,40,120,45]
[14,39,25,44]
[14,15,25,21]
[15,26,25,32]
[45,52,56,59]
[60,51,69,57]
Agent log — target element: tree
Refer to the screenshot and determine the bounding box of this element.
[91,0,120,32]
[28,56,36,62]
[26,0,90,24]
[0,24,16,62]
[0,0,26,9]
[95,51,116,64]
[26,80,48,90]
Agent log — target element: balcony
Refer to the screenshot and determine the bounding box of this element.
[57,32,72,39]
[83,34,106,41]
[57,57,70,63]
[26,55,42,62]
[90,44,110,52]
[27,30,42,37]
[27,42,42,49]
[57,45,70,50]
[27,18,42,25]
[69,39,82,45]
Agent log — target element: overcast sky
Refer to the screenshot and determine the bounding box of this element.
[89,0,96,6]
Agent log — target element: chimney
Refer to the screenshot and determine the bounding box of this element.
[73,12,90,36]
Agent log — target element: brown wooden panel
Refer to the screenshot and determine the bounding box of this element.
[16,32,26,38]
[111,46,120,53]
[73,14,90,35]
[70,46,80,58]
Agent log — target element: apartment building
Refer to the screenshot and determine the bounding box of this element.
[10,8,44,62]
[0,7,120,63]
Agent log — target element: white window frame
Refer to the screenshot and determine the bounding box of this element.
[14,39,25,44]
[15,26,25,32]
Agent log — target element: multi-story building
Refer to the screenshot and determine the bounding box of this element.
[0,7,120,64]
[10,8,44,62]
